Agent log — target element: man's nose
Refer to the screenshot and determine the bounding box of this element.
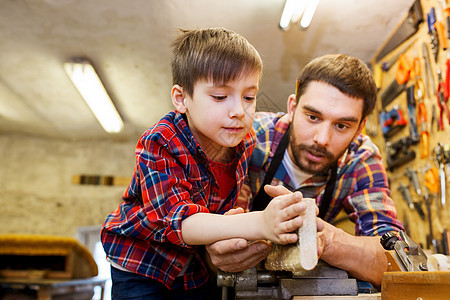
[313,123,331,146]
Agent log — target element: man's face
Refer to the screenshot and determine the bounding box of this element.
[287,81,366,175]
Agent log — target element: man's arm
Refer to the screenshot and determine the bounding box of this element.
[317,220,387,289]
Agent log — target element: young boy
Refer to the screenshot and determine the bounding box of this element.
[101,27,308,299]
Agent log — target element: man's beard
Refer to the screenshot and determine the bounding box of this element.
[289,128,346,175]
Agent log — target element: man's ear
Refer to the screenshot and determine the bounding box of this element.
[287,94,297,123]
[355,118,367,137]
[171,84,187,113]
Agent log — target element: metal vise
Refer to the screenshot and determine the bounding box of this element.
[217,261,358,299]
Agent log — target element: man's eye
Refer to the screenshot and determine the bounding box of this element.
[336,123,349,130]
[307,114,318,121]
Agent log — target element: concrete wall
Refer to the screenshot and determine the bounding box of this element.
[0,133,136,237]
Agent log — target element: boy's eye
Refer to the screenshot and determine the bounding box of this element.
[244,96,256,101]
[212,95,227,101]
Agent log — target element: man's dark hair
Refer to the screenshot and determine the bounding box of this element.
[295,54,377,121]
[171,27,263,97]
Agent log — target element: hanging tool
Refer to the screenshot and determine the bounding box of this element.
[381,38,418,72]
[375,0,423,62]
[434,3,448,51]
[380,106,408,139]
[431,103,438,132]
[421,165,440,251]
[427,7,440,62]
[398,182,426,220]
[405,167,422,197]
[422,42,435,99]
[406,85,420,144]
[417,102,430,158]
[424,166,441,218]
[433,143,447,210]
[386,137,416,172]
[441,0,450,39]
[436,69,450,130]
[381,54,413,108]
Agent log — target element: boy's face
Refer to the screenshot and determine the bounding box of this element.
[183,71,260,160]
[287,81,366,174]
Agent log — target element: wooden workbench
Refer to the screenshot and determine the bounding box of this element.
[0,276,106,300]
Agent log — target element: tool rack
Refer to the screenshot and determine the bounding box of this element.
[371,0,450,254]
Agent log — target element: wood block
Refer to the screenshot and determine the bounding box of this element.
[381,271,450,299]
[265,198,318,271]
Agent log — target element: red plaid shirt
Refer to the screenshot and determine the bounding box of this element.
[101,110,255,289]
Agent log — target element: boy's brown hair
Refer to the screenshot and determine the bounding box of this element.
[171,27,263,97]
[295,54,377,121]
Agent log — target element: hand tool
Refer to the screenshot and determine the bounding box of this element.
[433,143,447,209]
[380,231,428,272]
[420,165,439,251]
[436,69,450,130]
[398,182,426,220]
[405,167,422,197]
[381,38,418,72]
[406,85,420,144]
[422,42,435,99]
[386,137,416,172]
[441,0,450,39]
[431,103,438,132]
[444,144,450,181]
[381,53,413,108]
[417,102,430,158]
[427,7,440,62]
[424,166,441,218]
[379,106,408,139]
[398,182,415,210]
[434,3,448,51]
[375,0,423,62]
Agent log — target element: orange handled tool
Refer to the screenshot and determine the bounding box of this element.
[417,102,429,158]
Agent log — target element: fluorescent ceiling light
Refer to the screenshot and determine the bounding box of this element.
[64,58,124,134]
[280,0,319,30]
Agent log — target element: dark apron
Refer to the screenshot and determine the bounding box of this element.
[251,126,337,220]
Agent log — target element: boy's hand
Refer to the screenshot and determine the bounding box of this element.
[205,207,272,272]
[262,185,306,244]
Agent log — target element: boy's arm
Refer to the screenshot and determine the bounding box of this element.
[182,185,306,245]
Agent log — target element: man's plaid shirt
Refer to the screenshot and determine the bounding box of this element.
[237,112,403,237]
[101,110,255,289]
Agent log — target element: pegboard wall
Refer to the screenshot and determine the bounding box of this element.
[370,0,449,252]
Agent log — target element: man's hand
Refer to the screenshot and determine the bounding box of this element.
[316,220,387,289]
[205,207,272,273]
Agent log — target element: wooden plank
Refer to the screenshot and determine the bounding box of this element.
[381,271,450,299]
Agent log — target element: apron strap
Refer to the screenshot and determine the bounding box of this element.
[251,126,290,211]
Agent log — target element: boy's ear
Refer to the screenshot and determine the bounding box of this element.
[287,94,297,123]
[171,84,187,113]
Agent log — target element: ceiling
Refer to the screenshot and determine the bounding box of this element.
[0,0,415,141]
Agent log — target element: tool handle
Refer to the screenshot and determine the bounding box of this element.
[435,21,448,50]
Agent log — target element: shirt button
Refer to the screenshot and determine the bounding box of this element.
[175,262,182,268]
[213,192,218,197]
